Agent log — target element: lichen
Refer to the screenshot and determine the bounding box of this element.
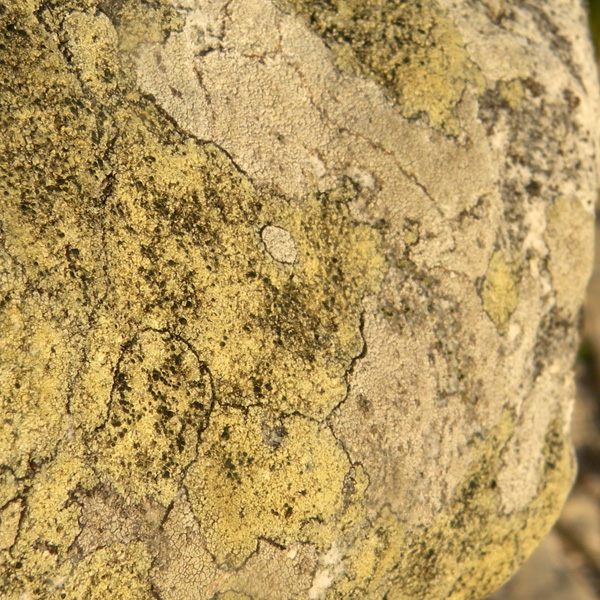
[0,0,382,597]
[59,542,154,600]
[0,0,593,598]
[481,250,519,334]
[185,404,352,568]
[497,79,525,112]
[333,410,573,600]
[274,0,484,134]
[2,441,97,598]
[545,196,594,317]
[90,329,214,505]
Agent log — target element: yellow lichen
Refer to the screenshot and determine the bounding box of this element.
[335,410,573,600]
[497,79,525,112]
[185,404,351,568]
[0,1,383,596]
[0,469,18,509]
[6,441,97,596]
[0,0,577,598]
[0,310,74,478]
[0,500,22,551]
[90,329,213,505]
[545,196,594,317]
[95,0,185,54]
[275,0,484,134]
[481,250,519,334]
[59,542,154,600]
[61,10,121,100]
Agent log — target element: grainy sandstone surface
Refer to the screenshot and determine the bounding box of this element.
[1,1,599,599]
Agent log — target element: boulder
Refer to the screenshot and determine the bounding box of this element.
[1,1,599,598]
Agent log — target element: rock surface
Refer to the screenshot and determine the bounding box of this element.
[1,1,599,599]
[488,196,600,600]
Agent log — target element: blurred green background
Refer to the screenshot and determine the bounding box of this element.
[591,0,600,58]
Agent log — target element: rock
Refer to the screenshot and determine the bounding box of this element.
[0,1,599,599]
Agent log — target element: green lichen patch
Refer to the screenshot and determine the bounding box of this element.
[185,404,352,568]
[274,0,483,133]
[481,250,519,334]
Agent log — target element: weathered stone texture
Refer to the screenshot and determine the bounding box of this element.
[0,0,599,599]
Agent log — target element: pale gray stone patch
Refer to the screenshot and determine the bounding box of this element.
[261,225,298,264]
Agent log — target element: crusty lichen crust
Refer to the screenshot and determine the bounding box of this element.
[0,0,598,599]
[274,0,485,135]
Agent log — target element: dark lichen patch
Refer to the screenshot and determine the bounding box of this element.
[532,308,574,381]
[102,110,382,419]
[477,78,589,245]
[89,329,213,504]
[274,0,483,133]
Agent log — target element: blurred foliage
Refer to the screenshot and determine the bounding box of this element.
[578,338,595,367]
[590,0,600,59]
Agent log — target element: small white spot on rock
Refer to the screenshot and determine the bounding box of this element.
[347,167,376,190]
[308,569,335,600]
[184,9,224,57]
[261,225,298,265]
[308,154,327,178]
[308,543,344,599]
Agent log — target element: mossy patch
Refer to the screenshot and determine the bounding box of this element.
[274,0,484,134]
